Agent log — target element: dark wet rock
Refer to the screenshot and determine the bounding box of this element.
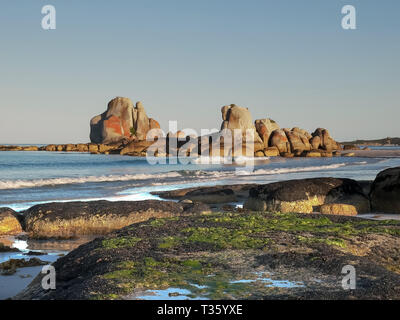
[23,251,48,256]
[153,184,255,204]
[358,180,373,196]
[0,258,47,276]
[343,144,361,151]
[182,188,237,204]
[23,200,209,239]
[13,212,400,300]
[370,167,400,213]
[0,243,20,253]
[180,202,211,214]
[244,178,370,214]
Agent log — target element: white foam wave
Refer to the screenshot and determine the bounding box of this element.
[0,172,182,190]
[192,156,268,165]
[0,161,369,190]
[236,163,349,176]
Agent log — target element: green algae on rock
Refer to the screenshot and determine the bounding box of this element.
[14,211,400,300]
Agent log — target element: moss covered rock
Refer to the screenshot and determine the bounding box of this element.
[14,211,400,300]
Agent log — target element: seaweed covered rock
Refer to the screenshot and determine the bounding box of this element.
[0,208,22,236]
[370,167,400,213]
[244,178,370,214]
[23,200,210,239]
[13,212,400,300]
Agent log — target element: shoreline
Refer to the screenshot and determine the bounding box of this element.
[1,159,400,300]
[1,144,400,158]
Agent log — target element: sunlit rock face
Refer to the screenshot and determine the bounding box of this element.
[90,97,160,144]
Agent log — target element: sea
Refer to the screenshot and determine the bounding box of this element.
[1,146,400,212]
[1,146,400,299]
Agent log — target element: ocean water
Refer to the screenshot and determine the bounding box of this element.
[1,150,400,211]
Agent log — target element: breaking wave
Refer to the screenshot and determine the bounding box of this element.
[0,161,369,190]
[0,172,182,190]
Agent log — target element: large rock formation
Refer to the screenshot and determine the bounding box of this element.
[310,128,341,152]
[285,128,312,155]
[370,167,400,213]
[244,178,370,214]
[255,118,280,148]
[251,112,339,157]
[90,97,160,144]
[86,98,342,158]
[220,104,262,144]
[269,129,290,154]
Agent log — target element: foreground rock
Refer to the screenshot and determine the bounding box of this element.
[0,208,23,236]
[14,212,400,300]
[152,184,256,205]
[244,178,370,214]
[23,200,210,239]
[370,167,400,213]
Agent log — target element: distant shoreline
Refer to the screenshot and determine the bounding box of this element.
[341,137,400,146]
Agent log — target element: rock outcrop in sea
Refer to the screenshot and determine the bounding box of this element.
[90,97,160,144]
[1,97,343,158]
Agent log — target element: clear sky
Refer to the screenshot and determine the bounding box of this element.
[0,0,399,144]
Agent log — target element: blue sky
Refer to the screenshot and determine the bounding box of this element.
[0,0,399,143]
